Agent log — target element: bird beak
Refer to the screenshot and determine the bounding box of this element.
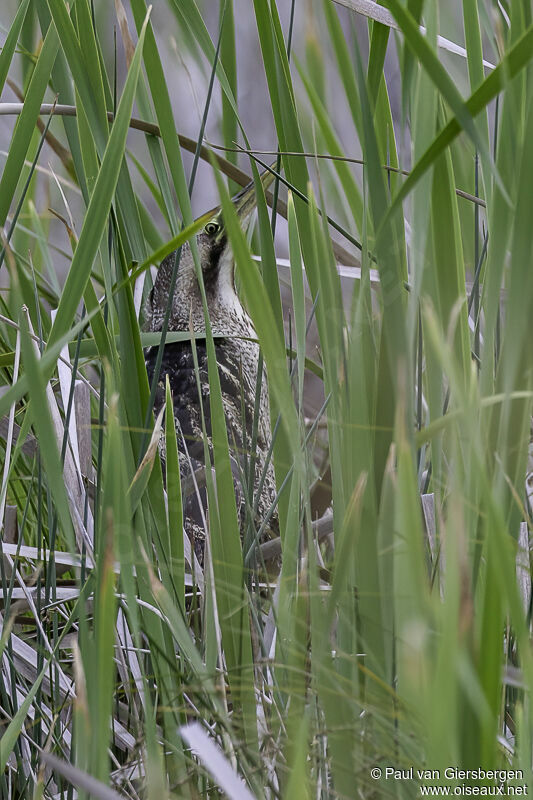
[230,164,277,227]
[201,164,277,230]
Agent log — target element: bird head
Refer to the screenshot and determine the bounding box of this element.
[144,169,274,334]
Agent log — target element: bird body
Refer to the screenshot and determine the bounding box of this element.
[144,186,277,565]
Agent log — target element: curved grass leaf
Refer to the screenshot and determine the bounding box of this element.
[47,12,149,349]
[0,0,30,98]
[382,20,533,229]
[0,18,58,230]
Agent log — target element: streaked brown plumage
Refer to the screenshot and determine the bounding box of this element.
[143,184,278,566]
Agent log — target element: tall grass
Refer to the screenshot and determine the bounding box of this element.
[0,0,532,797]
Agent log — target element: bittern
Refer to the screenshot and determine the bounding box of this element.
[144,179,278,566]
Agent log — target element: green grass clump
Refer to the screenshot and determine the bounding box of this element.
[0,1,532,798]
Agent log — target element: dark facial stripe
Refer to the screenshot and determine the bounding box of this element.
[208,233,227,273]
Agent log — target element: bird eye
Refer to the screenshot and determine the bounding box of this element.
[205,221,219,236]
